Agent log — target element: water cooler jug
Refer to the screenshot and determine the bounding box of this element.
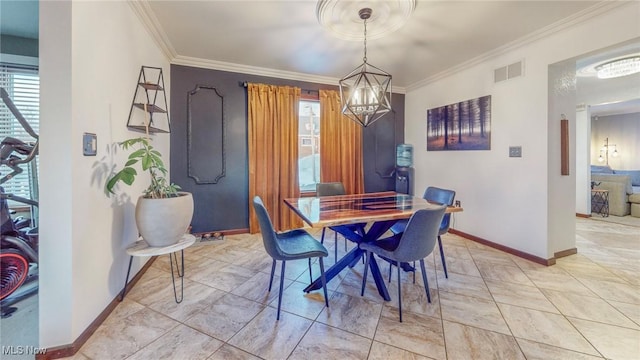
[395,144,414,195]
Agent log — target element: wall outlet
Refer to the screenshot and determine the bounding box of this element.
[455,200,461,207]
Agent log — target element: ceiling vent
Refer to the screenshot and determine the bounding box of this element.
[494,60,524,83]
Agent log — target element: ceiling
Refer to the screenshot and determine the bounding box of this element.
[141,0,608,90]
[2,0,637,105]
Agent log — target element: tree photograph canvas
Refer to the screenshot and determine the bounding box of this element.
[427,95,491,151]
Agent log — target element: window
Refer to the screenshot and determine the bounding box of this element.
[298,100,320,192]
[0,64,39,206]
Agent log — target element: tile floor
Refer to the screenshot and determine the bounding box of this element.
[63,218,639,360]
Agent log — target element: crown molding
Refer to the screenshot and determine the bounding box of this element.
[172,55,407,94]
[405,1,631,91]
[128,0,176,61]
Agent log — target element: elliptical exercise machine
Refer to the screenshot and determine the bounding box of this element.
[0,87,39,317]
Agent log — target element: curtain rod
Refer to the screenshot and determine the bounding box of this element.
[239,81,319,95]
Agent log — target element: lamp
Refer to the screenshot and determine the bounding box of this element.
[595,56,640,79]
[339,8,392,127]
[597,137,618,165]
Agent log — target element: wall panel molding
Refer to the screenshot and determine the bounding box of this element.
[187,85,225,184]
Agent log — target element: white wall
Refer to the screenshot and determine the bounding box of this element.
[39,1,170,348]
[591,112,640,170]
[405,3,639,259]
[576,108,591,215]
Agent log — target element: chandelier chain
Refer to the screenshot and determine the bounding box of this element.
[363,18,367,63]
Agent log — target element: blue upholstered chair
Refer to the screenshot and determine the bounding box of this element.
[252,196,329,320]
[390,186,455,279]
[360,206,446,322]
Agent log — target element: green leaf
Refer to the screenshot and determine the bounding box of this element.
[124,159,138,167]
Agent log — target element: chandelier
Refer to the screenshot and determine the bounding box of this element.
[596,56,640,79]
[339,8,392,127]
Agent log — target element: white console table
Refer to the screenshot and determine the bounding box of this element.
[120,234,196,303]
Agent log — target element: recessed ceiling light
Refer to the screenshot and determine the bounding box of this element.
[595,56,640,79]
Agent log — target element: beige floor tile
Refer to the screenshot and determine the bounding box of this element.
[441,244,473,261]
[374,308,446,359]
[439,291,510,335]
[126,324,222,360]
[207,344,261,360]
[485,280,559,314]
[475,261,535,286]
[497,303,598,355]
[230,270,293,304]
[368,341,430,360]
[147,280,225,322]
[228,307,313,360]
[334,269,388,304]
[185,293,264,341]
[569,317,640,360]
[541,289,639,329]
[524,269,598,296]
[58,353,91,360]
[556,256,628,284]
[185,257,228,282]
[435,256,481,277]
[577,278,640,304]
[435,271,493,301]
[289,322,371,360]
[124,267,174,305]
[193,263,257,292]
[152,251,205,275]
[102,298,145,326]
[316,292,383,339]
[516,338,604,360]
[382,279,441,320]
[607,300,640,326]
[470,248,517,266]
[80,308,179,360]
[442,320,525,360]
[268,280,329,320]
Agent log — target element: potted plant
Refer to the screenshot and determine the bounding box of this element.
[106,136,193,247]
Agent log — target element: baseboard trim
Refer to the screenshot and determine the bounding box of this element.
[554,247,578,258]
[576,213,591,218]
[449,228,555,266]
[36,257,158,360]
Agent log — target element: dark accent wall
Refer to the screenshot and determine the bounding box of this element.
[170,64,404,233]
[0,35,38,58]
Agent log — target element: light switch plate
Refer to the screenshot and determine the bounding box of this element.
[83,133,97,156]
[509,146,522,158]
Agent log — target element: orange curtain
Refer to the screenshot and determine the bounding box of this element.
[319,89,365,194]
[248,83,302,233]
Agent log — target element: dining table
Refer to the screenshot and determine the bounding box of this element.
[284,191,462,301]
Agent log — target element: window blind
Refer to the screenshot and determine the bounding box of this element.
[0,64,39,206]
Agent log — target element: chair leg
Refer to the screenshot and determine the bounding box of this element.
[319,257,329,308]
[388,262,393,283]
[413,261,416,284]
[334,231,338,262]
[277,260,286,321]
[419,259,431,303]
[438,235,448,278]
[308,258,312,284]
[268,259,276,292]
[397,264,403,322]
[361,251,371,296]
[320,228,326,244]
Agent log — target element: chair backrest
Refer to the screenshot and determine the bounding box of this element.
[316,182,346,197]
[392,206,446,262]
[252,196,284,260]
[423,186,456,234]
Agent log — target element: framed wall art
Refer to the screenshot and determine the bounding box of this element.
[427,95,491,151]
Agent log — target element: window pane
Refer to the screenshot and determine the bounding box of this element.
[298,100,320,191]
[0,64,39,206]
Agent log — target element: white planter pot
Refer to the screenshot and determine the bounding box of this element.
[135,192,194,247]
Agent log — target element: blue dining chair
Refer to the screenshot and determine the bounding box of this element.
[360,206,446,322]
[316,182,364,262]
[390,186,455,279]
[252,196,329,320]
